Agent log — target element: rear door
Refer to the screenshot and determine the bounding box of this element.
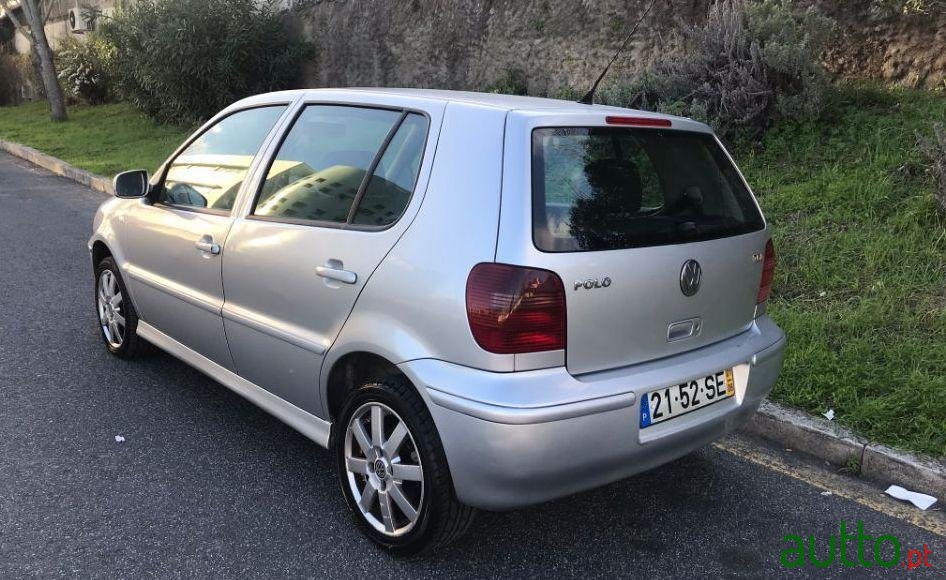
[220,97,443,416]
[497,112,770,376]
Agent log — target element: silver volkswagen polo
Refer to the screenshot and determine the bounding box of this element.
[89,88,785,554]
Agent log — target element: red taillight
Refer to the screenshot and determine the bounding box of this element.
[466,263,566,354]
[757,239,776,304]
[605,116,672,128]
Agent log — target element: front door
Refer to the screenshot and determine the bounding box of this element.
[221,103,436,415]
[121,105,289,369]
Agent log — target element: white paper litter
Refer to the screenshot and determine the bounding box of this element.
[114,435,125,443]
[823,409,835,421]
[885,485,937,510]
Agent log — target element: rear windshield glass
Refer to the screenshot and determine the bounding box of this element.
[531,127,764,252]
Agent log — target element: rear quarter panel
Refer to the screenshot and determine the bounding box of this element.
[321,102,513,408]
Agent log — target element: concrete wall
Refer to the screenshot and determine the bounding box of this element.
[298,0,696,94]
[297,0,946,91]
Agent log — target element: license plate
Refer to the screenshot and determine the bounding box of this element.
[639,369,735,428]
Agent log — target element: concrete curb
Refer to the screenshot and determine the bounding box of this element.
[744,400,945,499]
[0,140,113,195]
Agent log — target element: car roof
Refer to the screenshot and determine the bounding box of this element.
[228,88,711,134]
[346,88,621,112]
[237,87,681,116]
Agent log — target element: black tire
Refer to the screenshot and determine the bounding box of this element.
[332,377,476,556]
[93,256,150,359]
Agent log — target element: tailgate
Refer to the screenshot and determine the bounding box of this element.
[497,112,769,375]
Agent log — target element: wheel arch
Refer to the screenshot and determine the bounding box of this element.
[324,351,416,423]
[87,235,143,324]
[91,239,112,266]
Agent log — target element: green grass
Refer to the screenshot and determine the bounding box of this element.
[739,86,946,457]
[0,101,192,177]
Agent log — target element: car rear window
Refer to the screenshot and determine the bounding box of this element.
[531,127,764,252]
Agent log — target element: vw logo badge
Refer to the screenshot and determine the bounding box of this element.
[374,459,387,480]
[680,260,702,297]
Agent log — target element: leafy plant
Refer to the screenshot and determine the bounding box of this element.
[600,0,834,143]
[870,0,946,17]
[916,123,946,215]
[487,68,529,96]
[0,13,15,49]
[0,53,43,105]
[56,35,115,105]
[101,0,312,124]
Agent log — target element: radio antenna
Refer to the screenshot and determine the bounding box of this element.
[578,0,659,105]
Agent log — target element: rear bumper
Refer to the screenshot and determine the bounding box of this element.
[398,316,785,510]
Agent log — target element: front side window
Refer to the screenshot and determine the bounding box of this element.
[158,106,287,212]
[253,106,428,227]
[532,127,765,252]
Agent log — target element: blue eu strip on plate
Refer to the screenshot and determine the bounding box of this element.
[640,396,652,428]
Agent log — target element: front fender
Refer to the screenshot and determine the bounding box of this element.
[88,198,140,306]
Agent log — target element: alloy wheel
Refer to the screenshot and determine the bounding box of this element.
[97,269,126,348]
[344,402,424,537]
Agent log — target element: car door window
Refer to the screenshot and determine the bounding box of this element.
[253,105,429,226]
[158,106,287,212]
[253,105,412,224]
[351,113,429,226]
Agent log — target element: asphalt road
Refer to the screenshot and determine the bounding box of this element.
[0,151,943,578]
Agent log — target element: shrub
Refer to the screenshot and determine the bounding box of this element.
[102,0,312,124]
[0,56,23,106]
[0,54,43,106]
[488,68,530,96]
[870,0,946,16]
[56,35,115,105]
[917,123,946,215]
[601,0,834,143]
[0,14,15,50]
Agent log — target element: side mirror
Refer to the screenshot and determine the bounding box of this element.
[113,169,150,198]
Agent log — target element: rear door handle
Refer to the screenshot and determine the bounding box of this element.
[316,265,357,285]
[195,238,221,255]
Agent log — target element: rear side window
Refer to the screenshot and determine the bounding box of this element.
[531,127,764,252]
[352,113,429,226]
[253,106,428,227]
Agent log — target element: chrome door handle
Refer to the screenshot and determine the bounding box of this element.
[316,265,357,284]
[195,240,221,255]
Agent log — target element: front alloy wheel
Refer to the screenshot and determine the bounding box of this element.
[97,269,126,348]
[94,256,148,358]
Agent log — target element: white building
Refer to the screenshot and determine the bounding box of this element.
[0,0,119,53]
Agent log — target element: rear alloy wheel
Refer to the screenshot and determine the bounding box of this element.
[333,379,475,555]
[344,402,424,537]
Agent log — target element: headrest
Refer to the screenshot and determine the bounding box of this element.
[583,158,643,214]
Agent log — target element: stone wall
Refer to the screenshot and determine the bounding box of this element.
[814,1,946,88]
[296,0,946,92]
